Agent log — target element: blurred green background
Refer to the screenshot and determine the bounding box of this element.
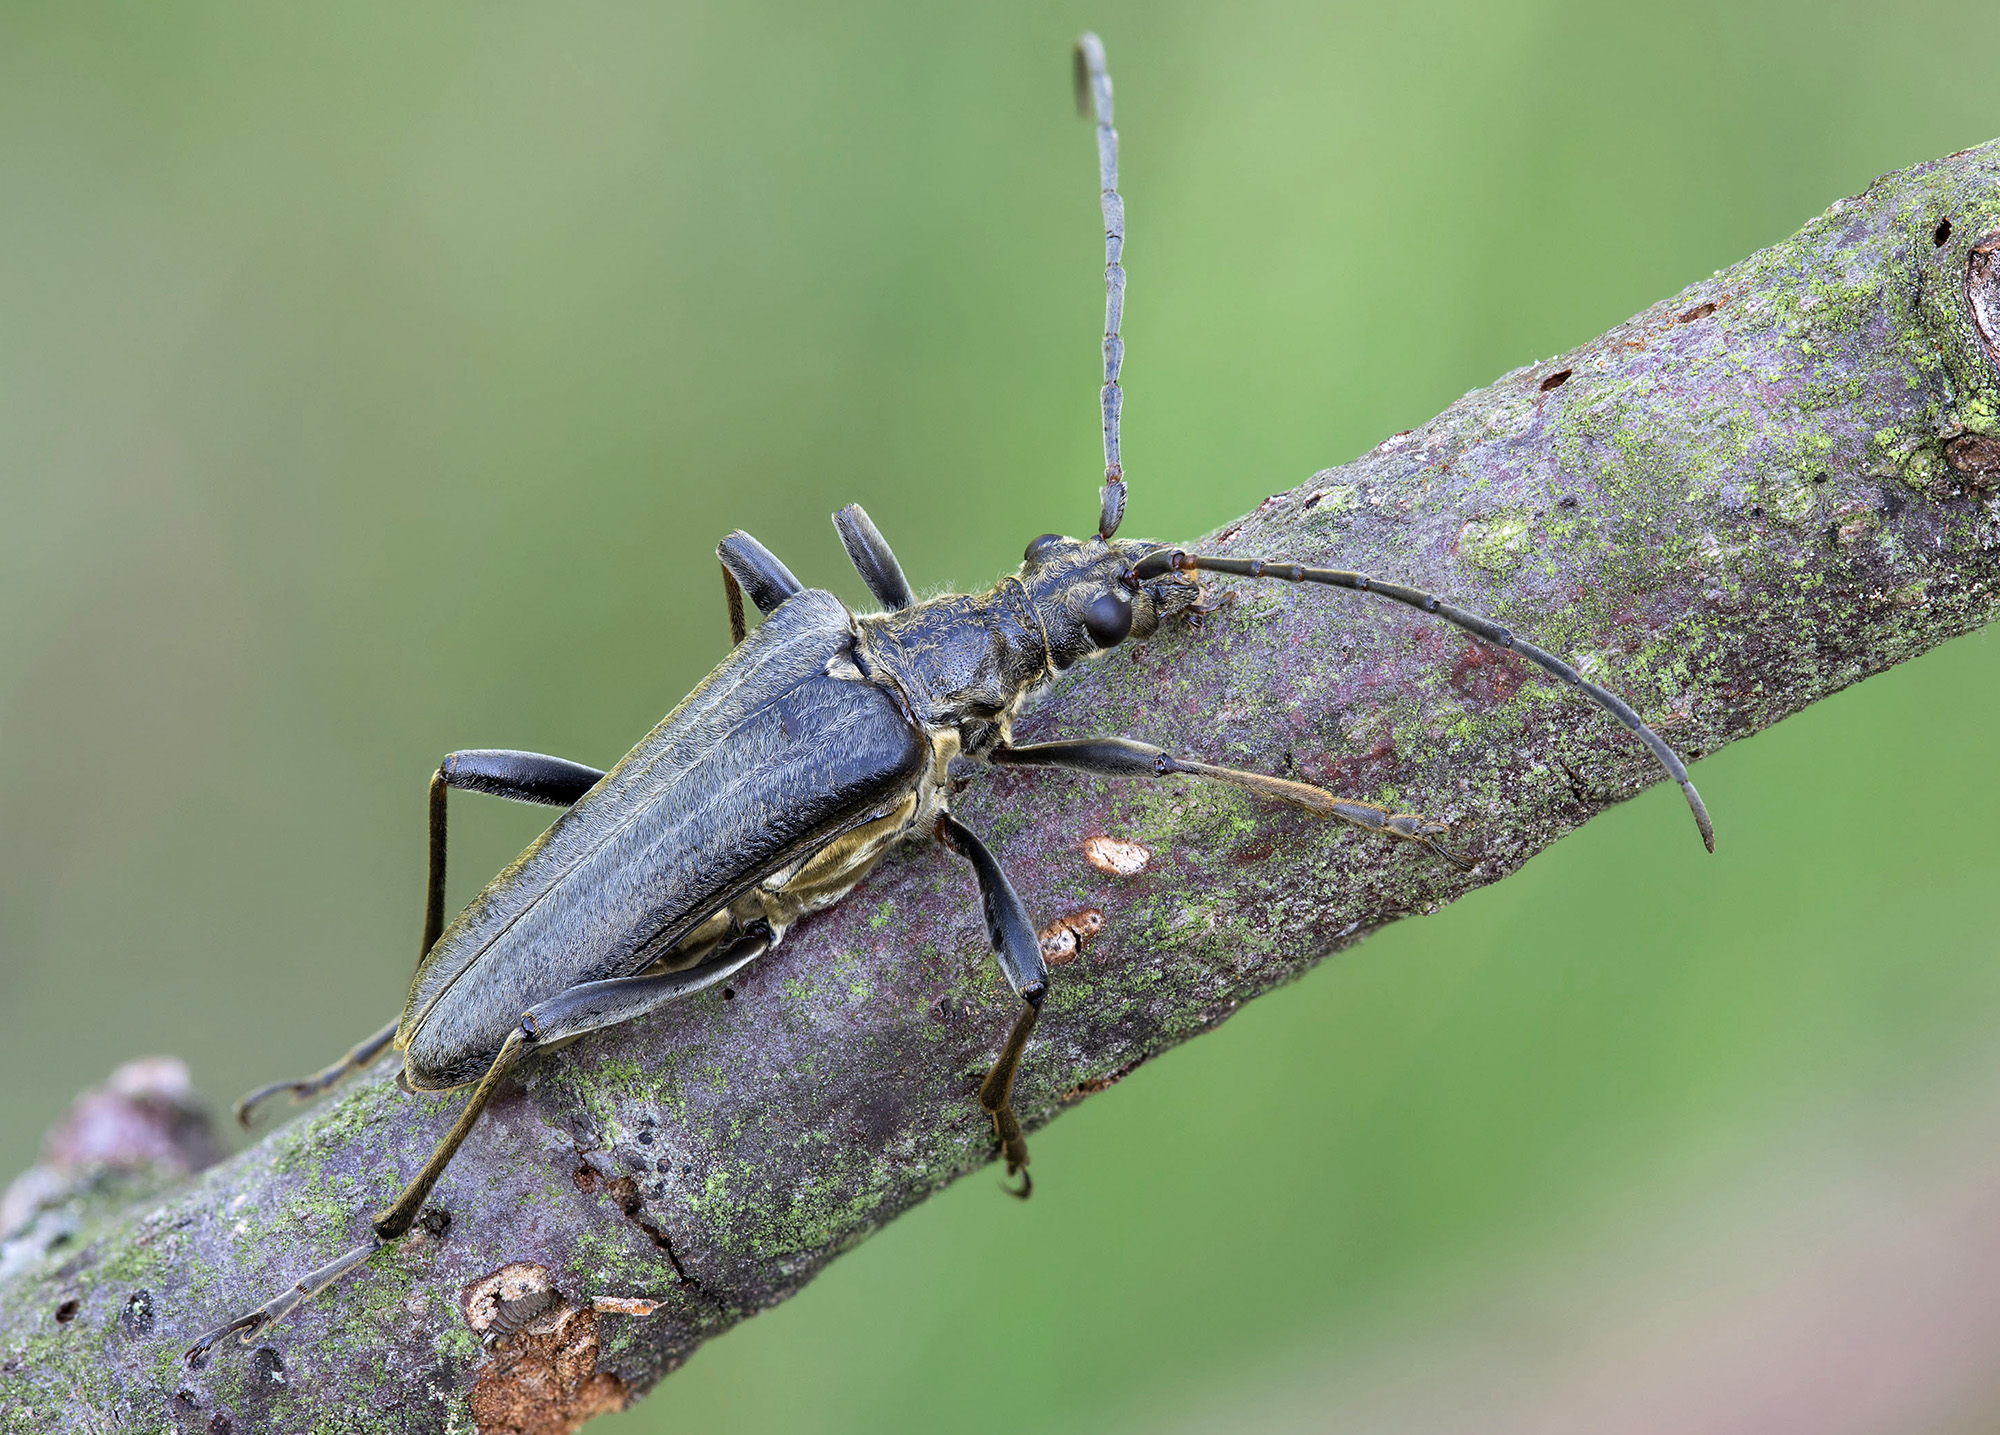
[5,1,2000,1430]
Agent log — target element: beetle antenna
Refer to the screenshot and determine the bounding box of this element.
[1075,33,1126,541]
[1133,549,1716,852]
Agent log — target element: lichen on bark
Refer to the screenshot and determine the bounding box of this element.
[5,137,2000,1434]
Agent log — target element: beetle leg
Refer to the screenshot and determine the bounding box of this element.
[831,504,915,611]
[515,924,771,1047]
[234,749,608,1129]
[979,998,1042,1198]
[375,927,772,1236]
[234,1017,399,1128]
[430,749,607,806]
[1129,548,1714,852]
[994,737,1472,871]
[185,1239,384,1366]
[426,751,607,946]
[194,1025,533,1362]
[422,751,607,959]
[722,564,748,645]
[936,815,1048,1198]
[370,1023,537,1242]
[189,935,772,1364]
[717,531,804,619]
[189,1030,532,1364]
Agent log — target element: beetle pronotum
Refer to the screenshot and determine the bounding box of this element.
[186,33,1708,1365]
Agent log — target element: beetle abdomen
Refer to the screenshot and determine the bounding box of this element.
[401,589,926,1089]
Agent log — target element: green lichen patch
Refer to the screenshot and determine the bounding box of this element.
[1769,477,1819,525]
[1457,512,1533,573]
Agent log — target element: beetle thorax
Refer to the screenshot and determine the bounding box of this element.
[852,533,1198,760]
[853,582,1048,756]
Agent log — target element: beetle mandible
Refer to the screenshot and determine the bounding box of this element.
[186,32,1711,1364]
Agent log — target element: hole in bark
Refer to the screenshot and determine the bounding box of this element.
[1539,369,1572,391]
[722,986,736,1000]
[1558,495,1578,509]
[419,1207,452,1239]
[248,1344,286,1395]
[1935,218,1953,247]
[207,1415,233,1435]
[1302,491,1322,509]
[1677,301,1719,324]
[1749,504,1764,518]
[53,1300,78,1324]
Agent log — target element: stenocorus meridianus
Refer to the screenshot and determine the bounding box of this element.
[187,32,1710,1364]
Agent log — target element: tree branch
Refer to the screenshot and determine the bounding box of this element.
[6,138,2000,1435]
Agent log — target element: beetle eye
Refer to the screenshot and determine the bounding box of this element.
[1024,533,1064,563]
[1080,588,1134,647]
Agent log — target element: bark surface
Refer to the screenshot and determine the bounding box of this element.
[7,138,2000,1435]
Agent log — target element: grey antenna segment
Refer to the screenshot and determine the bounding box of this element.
[1074,32,1127,540]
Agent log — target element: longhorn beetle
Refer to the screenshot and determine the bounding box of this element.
[186,33,1712,1364]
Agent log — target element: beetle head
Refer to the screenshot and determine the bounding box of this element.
[1017,534,1200,669]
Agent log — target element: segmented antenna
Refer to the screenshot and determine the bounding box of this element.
[1074,33,1126,540]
